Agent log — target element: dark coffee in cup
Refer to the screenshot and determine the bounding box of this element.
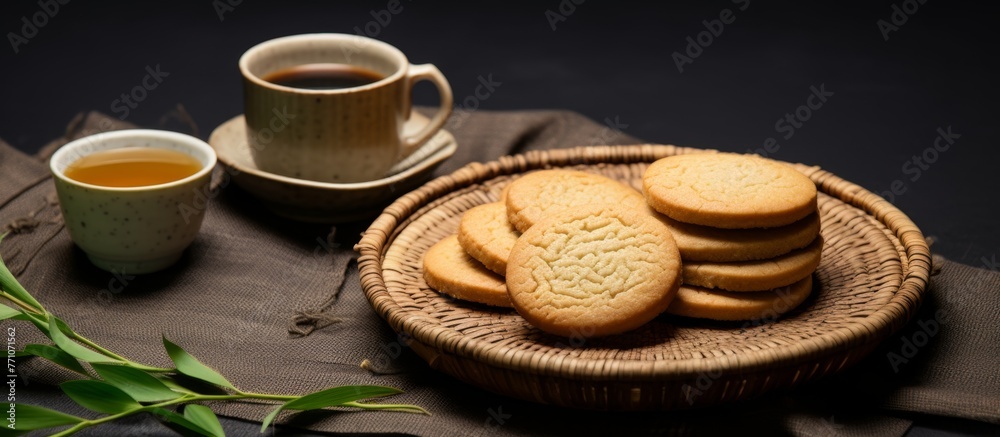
[240,33,453,183]
[262,63,385,90]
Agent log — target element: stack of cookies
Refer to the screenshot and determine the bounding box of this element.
[422,152,823,338]
[425,170,683,337]
[642,152,821,321]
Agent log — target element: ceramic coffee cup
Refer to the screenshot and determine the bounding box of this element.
[49,130,217,274]
[239,33,453,183]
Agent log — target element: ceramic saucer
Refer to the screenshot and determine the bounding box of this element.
[208,113,456,223]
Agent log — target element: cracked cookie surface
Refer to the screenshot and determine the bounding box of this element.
[506,206,681,337]
[458,202,520,276]
[505,170,648,233]
[643,153,817,228]
[423,235,512,308]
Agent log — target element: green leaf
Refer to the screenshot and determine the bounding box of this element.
[60,380,142,414]
[151,408,217,437]
[3,404,85,432]
[18,344,87,375]
[47,317,117,363]
[16,311,51,338]
[0,303,25,321]
[0,234,44,312]
[92,363,183,402]
[156,375,197,395]
[162,337,235,389]
[183,404,225,437]
[260,385,402,431]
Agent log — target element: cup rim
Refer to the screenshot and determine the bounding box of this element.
[238,33,408,95]
[50,129,218,192]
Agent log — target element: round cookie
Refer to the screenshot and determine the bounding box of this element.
[651,208,821,262]
[666,275,813,321]
[682,237,823,292]
[643,153,817,229]
[505,169,648,233]
[506,206,682,337]
[423,235,511,308]
[458,202,520,276]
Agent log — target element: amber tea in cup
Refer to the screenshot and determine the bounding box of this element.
[50,130,217,274]
[63,147,202,187]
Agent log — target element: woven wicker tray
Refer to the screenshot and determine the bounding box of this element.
[356,145,931,410]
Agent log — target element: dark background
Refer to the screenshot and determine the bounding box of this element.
[1,1,998,435]
[2,0,997,265]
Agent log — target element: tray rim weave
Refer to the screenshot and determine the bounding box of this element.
[356,145,931,382]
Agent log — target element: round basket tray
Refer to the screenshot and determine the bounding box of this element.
[356,145,931,410]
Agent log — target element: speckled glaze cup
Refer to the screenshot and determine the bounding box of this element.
[49,130,217,274]
[239,33,453,183]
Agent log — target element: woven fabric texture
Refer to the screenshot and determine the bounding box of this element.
[0,110,997,436]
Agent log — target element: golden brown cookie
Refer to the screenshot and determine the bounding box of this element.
[506,206,682,337]
[666,275,813,321]
[682,237,823,292]
[457,202,520,275]
[423,235,511,308]
[651,208,821,262]
[643,153,817,229]
[505,169,648,233]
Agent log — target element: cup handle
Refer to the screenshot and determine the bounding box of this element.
[401,63,453,158]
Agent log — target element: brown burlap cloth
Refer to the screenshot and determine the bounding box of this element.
[1,110,998,436]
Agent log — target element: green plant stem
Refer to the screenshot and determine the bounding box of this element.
[50,395,197,437]
[3,291,173,373]
[2,254,427,435]
[0,292,44,315]
[49,392,423,436]
[17,309,49,325]
[66,331,174,373]
[231,389,299,402]
[200,393,295,402]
